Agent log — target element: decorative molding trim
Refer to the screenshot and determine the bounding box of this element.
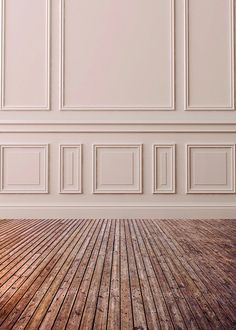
[0,0,51,111]
[186,144,236,194]
[59,144,82,194]
[0,144,49,193]
[1,204,235,209]
[184,0,235,111]
[153,144,175,194]
[92,144,142,193]
[59,0,175,111]
[1,122,236,133]
[0,204,236,219]
[1,121,236,125]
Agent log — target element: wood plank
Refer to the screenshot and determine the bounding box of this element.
[0,219,60,270]
[0,220,71,294]
[173,219,236,289]
[162,220,236,308]
[79,220,112,329]
[0,219,41,246]
[93,220,116,329]
[132,219,183,330]
[129,219,161,329]
[38,220,102,330]
[61,219,108,329]
[0,218,235,330]
[119,219,134,330]
[19,219,97,330]
[0,221,74,302]
[107,219,121,330]
[149,219,230,329]
[124,219,148,330]
[0,219,83,328]
[138,219,191,330]
[0,219,37,237]
[158,219,236,326]
[50,220,105,330]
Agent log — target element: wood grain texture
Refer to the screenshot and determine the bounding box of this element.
[0,218,235,329]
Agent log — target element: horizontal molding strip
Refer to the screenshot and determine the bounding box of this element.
[1,204,235,209]
[1,121,236,125]
[1,122,236,133]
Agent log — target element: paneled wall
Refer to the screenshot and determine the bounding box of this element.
[0,0,236,218]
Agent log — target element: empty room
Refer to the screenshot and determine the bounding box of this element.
[0,0,235,329]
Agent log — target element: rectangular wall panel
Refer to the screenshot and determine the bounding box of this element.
[1,0,50,110]
[153,144,175,193]
[185,0,234,110]
[93,144,142,193]
[60,145,82,193]
[0,144,48,193]
[60,0,174,110]
[187,145,235,193]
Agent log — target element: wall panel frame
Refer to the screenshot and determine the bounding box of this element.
[184,0,235,111]
[93,144,142,193]
[186,144,235,193]
[59,144,82,194]
[0,0,51,110]
[153,144,176,194]
[59,0,175,111]
[0,144,48,193]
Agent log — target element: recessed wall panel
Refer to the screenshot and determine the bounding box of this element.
[153,144,175,193]
[187,145,235,193]
[185,0,234,110]
[60,145,82,193]
[93,144,142,193]
[0,145,48,193]
[60,0,174,110]
[1,0,50,110]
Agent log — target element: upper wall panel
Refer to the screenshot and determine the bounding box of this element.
[0,0,235,123]
[185,0,234,110]
[1,0,50,110]
[60,0,174,110]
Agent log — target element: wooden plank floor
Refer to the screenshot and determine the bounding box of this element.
[0,219,235,330]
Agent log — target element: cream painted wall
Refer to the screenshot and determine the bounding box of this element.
[0,0,236,218]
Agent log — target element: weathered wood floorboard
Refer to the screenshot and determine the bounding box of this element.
[0,218,235,330]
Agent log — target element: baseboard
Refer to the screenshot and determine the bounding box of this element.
[0,205,235,219]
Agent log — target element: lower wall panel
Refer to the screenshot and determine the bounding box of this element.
[0,130,236,219]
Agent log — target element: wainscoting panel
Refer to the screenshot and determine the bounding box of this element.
[59,144,82,194]
[0,130,236,218]
[60,0,174,110]
[186,144,235,194]
[0,144,48,193]
[0,0,50,110]
[93,144,142,193]
[0,0,235,218]
[185,0,234,110]
[153,144,175,194]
